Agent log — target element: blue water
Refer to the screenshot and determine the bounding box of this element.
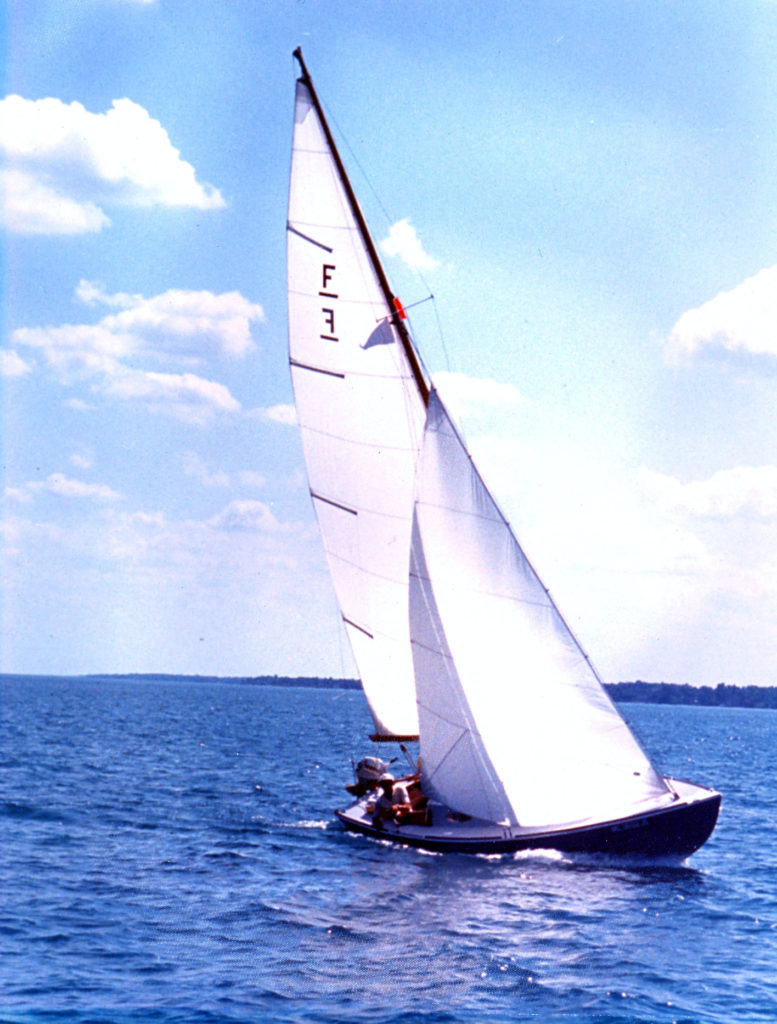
[1,676,775,1024]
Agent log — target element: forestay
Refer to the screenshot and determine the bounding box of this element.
[287,78,426,738]
[410,393,673,828]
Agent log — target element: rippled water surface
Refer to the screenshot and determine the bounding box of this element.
[1,676,775,1023]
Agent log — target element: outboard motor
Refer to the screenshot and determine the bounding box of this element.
[348,756,395,795]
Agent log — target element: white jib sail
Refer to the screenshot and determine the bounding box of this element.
[287,78,426,738]
[410,393,673,828]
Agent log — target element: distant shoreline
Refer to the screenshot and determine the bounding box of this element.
[4,673,777,710]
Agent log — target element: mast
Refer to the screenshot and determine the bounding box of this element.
[293,47,430,406]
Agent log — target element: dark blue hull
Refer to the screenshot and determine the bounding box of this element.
[336,783,720,859]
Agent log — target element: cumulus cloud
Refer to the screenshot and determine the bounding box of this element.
[640,465,777,520]
[0,95,224,234]
[263,403,297,425]
[77,281,262,359]
[663,266,777,366]
[45,473,123,501]
[69,451,94,471]
[238,470,266,488]
[6,472,123,504]
[183,452,231,488]
[66,398,92,412]
[105,369,240,423]
[434,370,527,423]
[12,281,263,422]
[0,168,111,235]
[14,323,134,380]
[182,452,266,490]
[0,349,32,378]
[209,499,281,533]
[379,218,439,271]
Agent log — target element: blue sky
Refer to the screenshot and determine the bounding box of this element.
[2,1,777,685]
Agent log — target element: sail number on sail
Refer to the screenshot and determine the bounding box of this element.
[319,264,339,342]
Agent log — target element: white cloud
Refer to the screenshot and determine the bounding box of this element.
[103,369,240,424]
[379,218,439,271]
[1,493,337,676]
[3,487,33,505]
[182,452,265,490]
[208,499,282,533]
[0,168,111,235]
[434,370,527,424]
[98,287,262,359]
[263,403,297,425]
[183,451,231,488]
[238,470,266,488]
[76,280,263,359]
[0,349,32,378]
[0,95,225,235]
[44,473,123,501]
[14,323,134,380]
[69,451,94,471]
[663,266,777,365]
[66,398,92,412]
[6,472,123,504]
[12,282,263,421]
[639,465,777,520]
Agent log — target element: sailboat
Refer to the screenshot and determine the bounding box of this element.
[287,49,720,858]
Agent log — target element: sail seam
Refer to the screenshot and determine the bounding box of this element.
[411,571,552,608]
[298,423,418,454]
[415,498,507,526]
[424,728,469,784]
[291,358,419,384]
[411,638,455,661]
[288,286,388,308]
[322,548,413,585]
[287,220,359,235]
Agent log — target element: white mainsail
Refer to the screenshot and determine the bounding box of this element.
[287,75,427,738]
[410,393,673,828]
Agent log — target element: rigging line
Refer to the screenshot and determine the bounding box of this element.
[399,744,417,773]
[325,106,395,236]
[430,293,452,375]
[331,124,436,307]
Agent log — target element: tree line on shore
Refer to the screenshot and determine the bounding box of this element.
[605,680,777,709]
[79,673,777,709]
[244,676,777,709]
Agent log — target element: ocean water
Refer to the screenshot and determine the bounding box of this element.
[1,676,775,1024]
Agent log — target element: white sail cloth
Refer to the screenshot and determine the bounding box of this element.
[410,393,672,828]
[287,79,426,738]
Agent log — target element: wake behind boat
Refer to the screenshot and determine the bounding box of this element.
[286,49,720,859]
